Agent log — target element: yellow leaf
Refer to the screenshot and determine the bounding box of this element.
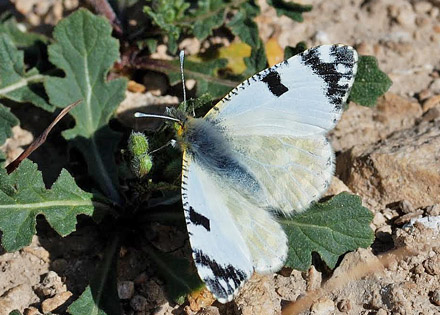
[218,42,252,75]
[265,37,284,67]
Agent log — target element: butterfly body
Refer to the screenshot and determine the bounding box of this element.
[175,45,358,303]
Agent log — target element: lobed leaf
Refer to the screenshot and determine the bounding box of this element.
[144,0,190,53]
[227,10,260,49]
[266,0,312,22]
[349,55,392,107]
[0,103,19,144]
[0,159,95,252]
[284,41,307,59]
[0,34,52,111]
[281,193,374,271]
[45,9,127,203]
[0,14,49,48]
[192,0,225,41]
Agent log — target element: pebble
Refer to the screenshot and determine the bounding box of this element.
[396,5,416,28]
[118,281,135,299]
[422,95,440,112]
[399,200,415,214]
[373,212,386,227]
[337,299,351,312]
[310,297,335,314]
[23,307,42,315]
[197,306,220,315]
[306,266,322,291]
[130,295,148,312]
[41,291,73,313]
[431,289,440,306]
[423,256,440,275]
[414,1,432,14]
[426,204,440,216]
[376,309,388,315]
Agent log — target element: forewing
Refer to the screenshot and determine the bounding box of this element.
[205,45,358,137]
[182,152,287,302]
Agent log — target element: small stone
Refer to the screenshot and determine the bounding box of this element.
[34,271,66,298]
[431,289,440,306]
[41,291,73,313]
[337,299,351,312]
[310,297,335,315]
[306,266,322,291]
[376,225,392,235]
[130,295,148,312]
[423,95,440,112]
[421,106,440,122]
[399,200,415,214]
[426,204,440,216]
[414,1,432,14]
[376,309,388,315]
[396,5,416,28]
[373,212,386,227]
[394,210,424,225]
[198,306,220,315]
[413,264,425,275]
[118,281,135,299]
[423,256,440,275]
[418,88,432,101]
[430,78,440,94]
[24,307,42,315]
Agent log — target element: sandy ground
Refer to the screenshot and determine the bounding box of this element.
[1,0,440,314]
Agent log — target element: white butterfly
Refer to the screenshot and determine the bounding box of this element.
[145,45,358,303]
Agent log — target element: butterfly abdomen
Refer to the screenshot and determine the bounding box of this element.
[180,117,261,195]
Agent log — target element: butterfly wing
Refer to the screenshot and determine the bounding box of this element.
[181,45,357,301]
[205,45,357,137]
[182,152,287,303]
[204,45,358,214]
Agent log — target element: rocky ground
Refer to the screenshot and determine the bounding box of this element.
[1,0,440,314]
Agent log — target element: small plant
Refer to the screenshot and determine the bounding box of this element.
[0,2,391,314]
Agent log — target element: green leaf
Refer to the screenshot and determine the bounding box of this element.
[0,34,52,111]
[0,159,95,252]
[284,41,307,59]
[147,246,204,304]
[266,0,312,22]
[349,55,392,107]
[0,103,19,144]
[242,39,267,77]
[192,0,225,41]
[228,10,260,49]
[144,0,190,54]
[0,14,49,48]
[281,193,374,271]
[45,9,127,203]
[68,236,121,315]
[8,311,22,315]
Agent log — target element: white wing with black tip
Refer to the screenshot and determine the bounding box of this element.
[181,153,288,303]
[205,45,358,137]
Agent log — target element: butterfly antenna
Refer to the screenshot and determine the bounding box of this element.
[134,112,181,123]
[149,139,177,155]
[179,50,194,116]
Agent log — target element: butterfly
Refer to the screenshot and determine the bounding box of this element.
[140,45,358,303]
